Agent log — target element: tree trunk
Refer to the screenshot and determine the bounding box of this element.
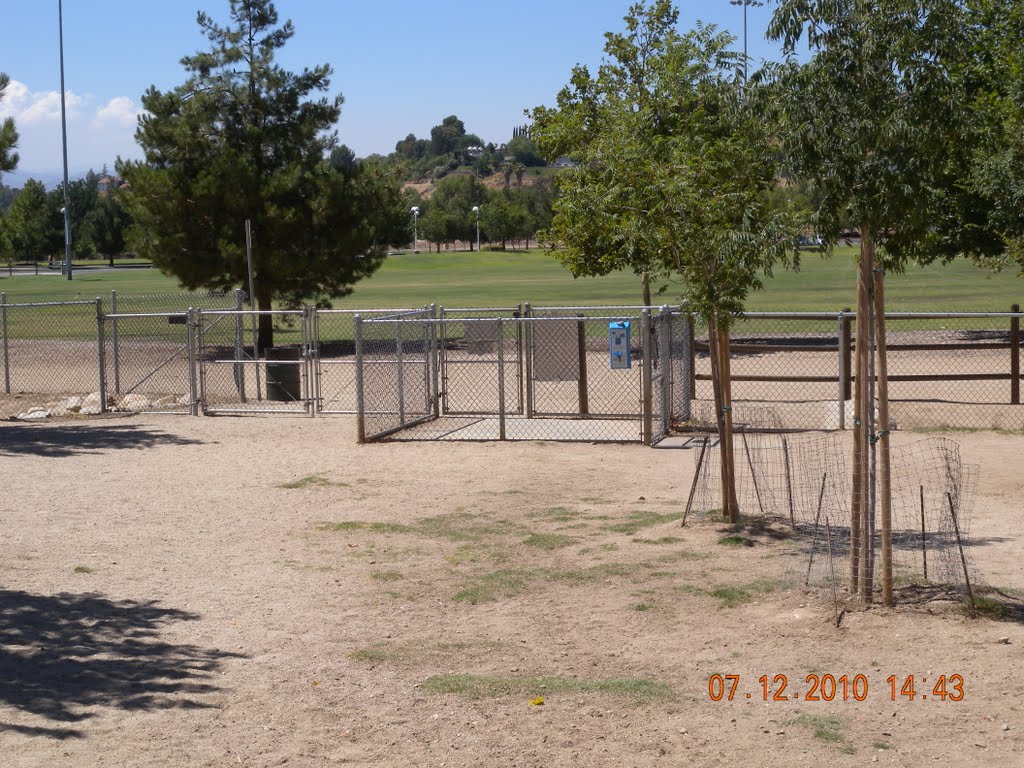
[874,264,893,605]
[856,227,876,603]
[707,313,739,524]
[849,302,862,594]
[642,272,651,307]
[256,285,274,351]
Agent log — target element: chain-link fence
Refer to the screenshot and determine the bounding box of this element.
[684,308,1023,432]
[1,293,1021,435]
[355,308,674,443]
[0,298,104,419]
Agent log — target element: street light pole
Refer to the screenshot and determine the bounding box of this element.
[58,0,73,280]
[471,206,480,252]
[729,0,764,83]
[411,206,420,253]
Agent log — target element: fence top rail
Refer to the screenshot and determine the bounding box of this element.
[198,309,304,317]
[0,299,98,309]
[441,306,521,313]
[533,304,682,312]
[107,312,188,319]
[877,311,1024,320]
[363,314,644,324]
[317,308,420,315]
[736,310,1023,320]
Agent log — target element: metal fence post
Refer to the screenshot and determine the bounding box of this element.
[110,290,121,394]
[577,314,589,416]
[396,318,405,426]
[95,298,107,413]
[659,306,671,438]
[680,310,694,422]
[306,305,318,417]
[837,310,847,430]
[233,289,246,403]
[524,302,534,418]
[438,305,448,415]
[1011,303,1020,405]
[1,292,9,394]
[354,314,365,443]
[196,308,208,413]
[498,317,506,440]
[642,309,653,445]
[428,304,440,418]
[841,307,853,401]
[186,308,199,416]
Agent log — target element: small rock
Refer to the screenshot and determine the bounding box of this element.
[80,404,102,415]
[1002,724,1010,732]
[872,757,879,763]
[997,637,1011,645]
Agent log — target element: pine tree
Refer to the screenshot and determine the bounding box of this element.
[0,74,19,175]
[119,0,403,347]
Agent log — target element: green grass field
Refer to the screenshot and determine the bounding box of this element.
[0,247,1020,311]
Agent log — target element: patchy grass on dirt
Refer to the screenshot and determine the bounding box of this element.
[522,532,577,550]
[605,510,684,535]
[420,674,674,705]
[278,474,349,489]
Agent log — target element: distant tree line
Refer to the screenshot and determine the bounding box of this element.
[0,170,130,265]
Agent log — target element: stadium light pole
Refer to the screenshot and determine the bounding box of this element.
[471,206,480,252]
[729,0,764,83]
[411,206,420,253]
[58,0,73,280]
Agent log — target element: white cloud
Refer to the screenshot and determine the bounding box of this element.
[0,80,141,179]
[93,96,139,128]
[0,80,84,124]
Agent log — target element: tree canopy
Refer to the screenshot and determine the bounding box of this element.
[532,0,796,320]
[119,0,404,346]
[0,74,18,176]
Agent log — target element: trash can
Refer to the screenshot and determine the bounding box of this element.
[265,346,302,402]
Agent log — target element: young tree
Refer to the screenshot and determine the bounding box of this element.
[532,0,798,523]
[419,175,487,251]
[4,179,61,261]
[0,74,18,175]
[49,177,99,259]
[83,189,131,266]
[480,190,527,250]
[119,0,402,348]
[767,0,1004,604]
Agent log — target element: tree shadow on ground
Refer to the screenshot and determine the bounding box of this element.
[0,590,244,739]
[0,424,202,458]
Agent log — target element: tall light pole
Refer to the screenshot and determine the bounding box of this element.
[730,0,764,83]
[471,205,480,253]
[58,0,73,280]
[411,206,420,253]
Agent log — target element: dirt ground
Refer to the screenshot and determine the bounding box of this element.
[1,415,1022,768]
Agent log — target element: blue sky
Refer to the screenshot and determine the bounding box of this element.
[0,1,781,185]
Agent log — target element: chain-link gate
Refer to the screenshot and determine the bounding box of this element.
[197,309,314,414]
[104,311,198,414]
[314,308,431,414]
[355,309,437,441]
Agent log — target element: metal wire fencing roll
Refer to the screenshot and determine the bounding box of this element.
[687,431,982,603]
